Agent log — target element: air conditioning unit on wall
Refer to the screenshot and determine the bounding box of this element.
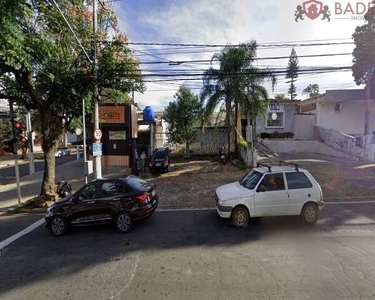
[334,103,343,112]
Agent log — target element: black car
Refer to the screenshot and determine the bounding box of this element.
[149,148,171,173]
[45,176,158,236]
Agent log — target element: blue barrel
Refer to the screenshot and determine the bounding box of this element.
[143,106,154,121]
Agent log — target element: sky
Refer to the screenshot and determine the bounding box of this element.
[113,0,366,110]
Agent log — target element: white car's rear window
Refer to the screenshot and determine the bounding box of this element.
[285,172,313,190]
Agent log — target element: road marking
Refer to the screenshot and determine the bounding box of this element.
[326,200,375,205]
[113,254,141,299]
[325,196,375,200]
[0,218,44,251]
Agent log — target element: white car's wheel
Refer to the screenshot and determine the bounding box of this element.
[301,203,319,225]
[231,207,249,228]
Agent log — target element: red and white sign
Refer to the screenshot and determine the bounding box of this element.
[93,128,102,141]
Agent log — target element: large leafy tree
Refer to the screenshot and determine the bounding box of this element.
[352,1,375,85]
[201,41,276,155]
[302,84,320,98]
[164,87,201,158]
[0,0,143,197]
[286,47,299,100]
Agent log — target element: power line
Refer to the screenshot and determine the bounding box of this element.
[137,52,352,65]
[128,41,353,48]
[51,0,92,63]
[107,66,352,77]
[130,38,352,52]
[141,70,352,83]
[131,44,354,57]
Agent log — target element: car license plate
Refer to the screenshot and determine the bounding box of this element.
[156,163,161,167]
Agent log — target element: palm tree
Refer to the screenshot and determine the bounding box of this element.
[274,94,288,100]
[302,84,320,98]
[201,41,276,155]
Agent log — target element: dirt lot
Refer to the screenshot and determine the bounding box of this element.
[146,153,375,209]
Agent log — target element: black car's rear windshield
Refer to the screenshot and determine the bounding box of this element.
[124,177,150,191]
[153,151,166,159]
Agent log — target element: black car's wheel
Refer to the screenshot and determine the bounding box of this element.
[116,211,133,233]
[231,207,249,228]
[301,203,319,225]
[50,216,68,236]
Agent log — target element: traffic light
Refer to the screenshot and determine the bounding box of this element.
[14,121,24,141]
[2,139,16,154]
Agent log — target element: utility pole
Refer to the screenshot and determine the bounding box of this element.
[364,78,371,159]
[131,88,139,175]
[9,100,22,204]
[93,0,102,179]
[83,98,88,184]
[365,71,372,135]
[26,112,35,175]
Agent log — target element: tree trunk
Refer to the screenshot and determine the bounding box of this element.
[226,100,231,156]
[41,142,57,196]
[40,108,61,196]
[185,140,190,158]
[234,103,238,156]
[235,103,243,158]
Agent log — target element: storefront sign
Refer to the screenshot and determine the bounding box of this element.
[109,131,126,140]
[99,106,125,124]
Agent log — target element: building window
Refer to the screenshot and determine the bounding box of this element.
[266,112,284,128]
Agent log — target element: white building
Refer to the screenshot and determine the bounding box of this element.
[316,89,375,135]
[313,89,375,161]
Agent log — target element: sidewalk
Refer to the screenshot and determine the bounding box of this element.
[0,154,44,169]
[0,158,129,211]
[0,156,28,169]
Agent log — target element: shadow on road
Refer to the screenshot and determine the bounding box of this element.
[1,202,375,297]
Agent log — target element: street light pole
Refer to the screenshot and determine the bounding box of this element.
[93,0,102,179]
[83,98,88,184]
[9,100,22,204]
[26,112,35,175]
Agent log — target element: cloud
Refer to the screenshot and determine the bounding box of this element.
[116,0,365,106]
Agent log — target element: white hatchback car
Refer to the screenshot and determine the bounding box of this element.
[215,163,324,227]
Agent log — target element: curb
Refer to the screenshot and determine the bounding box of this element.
[6,207,47,215]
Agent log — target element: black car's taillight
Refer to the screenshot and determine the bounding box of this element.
[136,193,149,202]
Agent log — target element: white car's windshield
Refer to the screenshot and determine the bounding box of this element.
[239,170,263,190]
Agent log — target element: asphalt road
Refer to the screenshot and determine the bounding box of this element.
[0,155,76,184]
[1,201,375,300]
